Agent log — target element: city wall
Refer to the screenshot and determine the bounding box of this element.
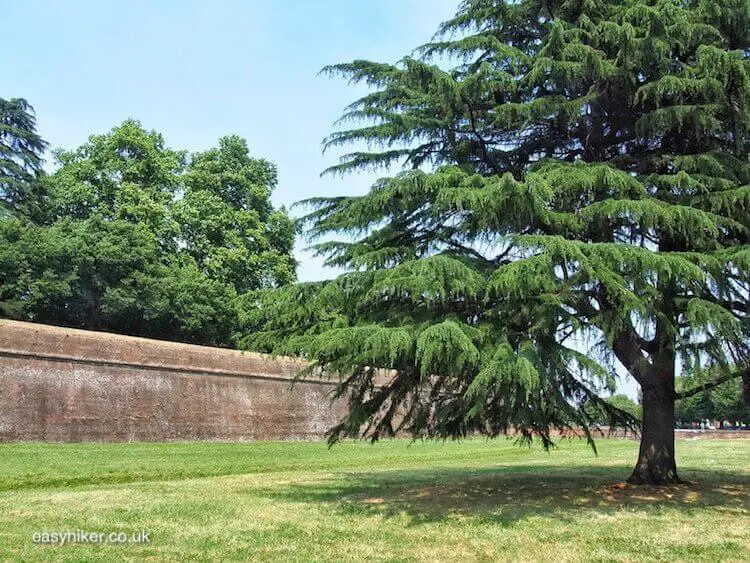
[0,320,345,442]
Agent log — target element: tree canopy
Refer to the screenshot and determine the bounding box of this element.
[245,0,750,484]
[0,120,296,345]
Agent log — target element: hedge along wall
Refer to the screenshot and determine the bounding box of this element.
[0,319,347,442]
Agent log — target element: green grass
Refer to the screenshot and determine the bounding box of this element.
[0,439,747,561]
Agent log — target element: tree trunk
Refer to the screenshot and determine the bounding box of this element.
[628,382,681,485]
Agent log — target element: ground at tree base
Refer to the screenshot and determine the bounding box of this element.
[0,438,747,561]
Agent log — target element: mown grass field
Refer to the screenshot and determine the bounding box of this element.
[0,438,747,561]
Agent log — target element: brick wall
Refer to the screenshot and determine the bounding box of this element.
[0,320,347,442]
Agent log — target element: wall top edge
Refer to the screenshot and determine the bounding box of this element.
[0,319,311,381]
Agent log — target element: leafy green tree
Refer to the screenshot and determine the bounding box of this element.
[175,135,296,293]
[43,120,183,232]
[1,120,296,345]
[0,98,48,218]
[246,0,750,484]
[0,216,241,344]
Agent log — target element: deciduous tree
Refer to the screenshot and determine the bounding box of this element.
[0,120,296,345]
[175,135,296,293]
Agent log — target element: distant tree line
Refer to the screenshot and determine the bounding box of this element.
[675,374,749,426]
[585,383,749,427]
[0,98,296,346]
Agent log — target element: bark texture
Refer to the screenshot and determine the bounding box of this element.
[628,382,681,485]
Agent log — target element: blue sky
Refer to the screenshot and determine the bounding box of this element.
[3,0,458,281]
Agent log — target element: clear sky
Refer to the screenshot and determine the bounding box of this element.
[3,0,458,281]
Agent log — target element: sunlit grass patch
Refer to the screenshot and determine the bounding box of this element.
[0,438,747,561]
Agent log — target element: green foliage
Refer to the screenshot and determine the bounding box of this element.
[0,98,48,219]
[175,135,296,293]
[246,0,750,451]
[676,373,750,423]
[584,394,642,425]
[0,120,296,345]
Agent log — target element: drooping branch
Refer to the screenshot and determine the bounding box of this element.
[675,366,749,400]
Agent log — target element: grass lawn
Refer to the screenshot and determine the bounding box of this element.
[0,438,747,561]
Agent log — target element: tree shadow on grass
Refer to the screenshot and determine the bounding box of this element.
[255,464,750,527]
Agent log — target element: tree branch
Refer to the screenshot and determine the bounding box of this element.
[699,290,749,315]
[587,286,656,386]
[612,330,654,387]
[463,98,501,175]
[442,239,494,266]
[676,367,749,400]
